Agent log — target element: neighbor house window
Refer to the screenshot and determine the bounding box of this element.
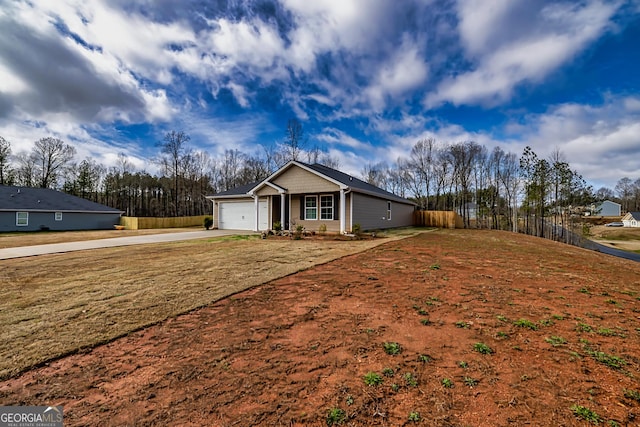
[320,195,333,220]
[305,196,318,220]
[55,212,63,221]
[16,212,28,226]
[386,201,392,220]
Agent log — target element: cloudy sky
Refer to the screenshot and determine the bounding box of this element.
[1,0,639,189]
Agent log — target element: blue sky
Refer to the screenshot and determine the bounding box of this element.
[1,0,639,189]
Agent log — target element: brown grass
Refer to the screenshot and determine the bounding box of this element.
[0,229,420,380]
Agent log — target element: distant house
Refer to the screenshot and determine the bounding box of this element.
[595,200,621,217]
[0,186,122,232]
[622,212,640,228]
[207,161,416,233]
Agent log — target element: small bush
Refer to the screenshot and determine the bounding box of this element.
[545,336,567,347]
[364,371,383,386]
[408,412,421,422]
[570,405,602,424]
[203,216,213,230]
[403,372,418,387]
[473,342,493,355]
[273,221,282,232]
[464,376,478,387]
[383,342,402,355]
[318,223,327,235]
[441,378,453,388]
[382,367,395,377]
[623,389,640,402]
[326,408,346,426]
[514,318,538,330]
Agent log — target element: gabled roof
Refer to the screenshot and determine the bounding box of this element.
[599,200,621,206]
[623,211,640,220]
[300,162,414,205]
[0,186,121,213]
[209,161,415,205]
[209,181,262,198]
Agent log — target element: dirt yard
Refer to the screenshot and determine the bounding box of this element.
[1,229,640,426]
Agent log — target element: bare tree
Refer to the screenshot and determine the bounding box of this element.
[31,137,76,188]
[158,130,190,216]
[0,136,14,185]
[283,118,306,162]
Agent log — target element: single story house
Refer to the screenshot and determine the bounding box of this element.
[0,185,122,232]
[207,161,416,233]
[594,200,621,217]
[622,212,640,227]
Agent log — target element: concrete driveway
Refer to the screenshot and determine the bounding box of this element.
[0,230,255,260]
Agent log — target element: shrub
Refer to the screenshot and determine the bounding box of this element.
[473,342,493,354]
[364,371,383,386]
[318,223,327,235]
[570,405,602,424]
[383,342,402,355]
[273,221,282,232]
[203,216,213,230]
[326,408,346,426]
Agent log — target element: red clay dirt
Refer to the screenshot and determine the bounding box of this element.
[2,229,640,426]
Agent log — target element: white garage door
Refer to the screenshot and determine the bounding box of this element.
[219,200,268,231]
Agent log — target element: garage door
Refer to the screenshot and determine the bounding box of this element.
[219,200,268,231]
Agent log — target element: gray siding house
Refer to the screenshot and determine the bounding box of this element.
[207,161,416,233]
[0,186,122,232]
[596,200,621,217]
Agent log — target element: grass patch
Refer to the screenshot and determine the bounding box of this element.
[363,371,383,386]
[0,236,393,380]
[545,336,567,347]
[570,405,602,424]
[383,342,402,355]
[514,318,538,330]
[326,408,346,426]
[473,342,493,355]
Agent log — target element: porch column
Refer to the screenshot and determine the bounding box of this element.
[280,193,286,229]
[211,199,216,228]
[339,189,346,234]
[254,195,260,232]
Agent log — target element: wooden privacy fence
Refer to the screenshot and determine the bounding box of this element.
[120,215,208,230]
[414,210,463,229]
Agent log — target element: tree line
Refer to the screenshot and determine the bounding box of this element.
[1,124,638,232]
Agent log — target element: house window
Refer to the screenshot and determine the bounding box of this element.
[16,212,28,226]
[305,196,318,220]
[320,195,333,220]
[386,201,392,220]
[55,212,63,221]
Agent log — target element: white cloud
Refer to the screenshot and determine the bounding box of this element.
[427,0,620,107]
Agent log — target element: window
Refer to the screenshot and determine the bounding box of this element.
[55,212,63,221]
[16,212,28,226]
[304,196,317,220]
[320,195,333,220]
[386,201,392,220]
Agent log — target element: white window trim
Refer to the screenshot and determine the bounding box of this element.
[304,195,318,220]
[386,201,392,220]
[55,212,63,221]
[16,212,29,226]
[320,195,334,220]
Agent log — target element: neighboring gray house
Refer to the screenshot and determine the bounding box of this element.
[595,200,621,217]
[207,161,416,233]
[0,186,122,232]
[622,212,640,228]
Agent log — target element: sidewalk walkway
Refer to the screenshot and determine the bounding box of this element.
[0,230,253,260]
